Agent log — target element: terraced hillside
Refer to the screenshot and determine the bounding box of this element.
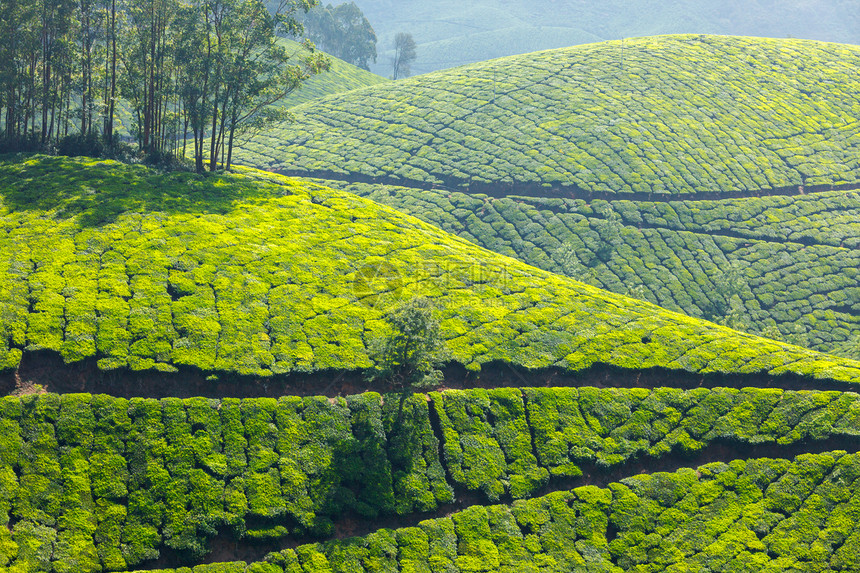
[278,40,389,108]
[3,388,860,571]
[236,35,860,197]
[232,35,860,358]
[151,452,860,572]
[317,179,860,358]
[0,155,859,384]
[6,156,860,572]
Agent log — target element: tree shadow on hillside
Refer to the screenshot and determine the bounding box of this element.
[0,154,289,227]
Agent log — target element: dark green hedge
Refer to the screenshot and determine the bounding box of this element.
[0,392,450,572]
[132,452,860,572]
[4,388,859,570]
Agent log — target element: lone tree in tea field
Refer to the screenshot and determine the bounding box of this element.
[369,296,449,391]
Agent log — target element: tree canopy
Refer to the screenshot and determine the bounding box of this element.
[0,0,330,171]
[391,32,416,79]
[301,1,377,70]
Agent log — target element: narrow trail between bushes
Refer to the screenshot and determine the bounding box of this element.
[280,168,860,203]
[5,350,859,400]
[144,435,860,568]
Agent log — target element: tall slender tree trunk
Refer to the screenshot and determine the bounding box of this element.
[208,87,219,171]
[225,106,238,170]
[104,0,116,141]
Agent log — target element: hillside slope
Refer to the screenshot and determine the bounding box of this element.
[319,179,860,358]
[144,452,860,572]
[279,39,389,108]
[237,35,860,197]
[4,389,860,570]
[0,155,859,384]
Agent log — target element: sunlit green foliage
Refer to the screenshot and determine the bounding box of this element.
[277,39,389,108]
[0,155,856,381]
[235,35,860,196]
[3,388,859,570]
[324,178,860,357]
[0,392,453,570]
[128,452,860,572]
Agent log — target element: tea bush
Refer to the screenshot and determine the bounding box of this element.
[0,156,856,382]
[3,388,860,570]
[237,36,860,197]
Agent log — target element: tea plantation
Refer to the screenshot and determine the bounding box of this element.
[3,388,860,571]
[0,155,856,382]
[317,179,860,358]
[126,452,860,573]
[235,35,860,197]
[6,34,860,573]
[275,40,389,109]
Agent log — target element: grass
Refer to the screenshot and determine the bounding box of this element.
[316,178,860,358]
[0,155,859,381]
[2,388,859,570]
[234,35,860,196]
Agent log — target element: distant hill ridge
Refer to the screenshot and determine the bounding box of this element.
[237,35,860,197]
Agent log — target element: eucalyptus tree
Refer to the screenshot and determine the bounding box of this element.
[0,0,327,168]
[175,0,329,172]
[302,1,377,70]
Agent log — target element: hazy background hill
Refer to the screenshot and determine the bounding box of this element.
[356,0,860,76]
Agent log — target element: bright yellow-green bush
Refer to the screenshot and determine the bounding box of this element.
[1,155,859,383]
[323,178,860,358]
[126,452,860,572]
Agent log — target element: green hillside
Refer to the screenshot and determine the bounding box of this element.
[278,39,389,108]
[128,452,860,572]
[236,35,860,197]
[0,155,859,382]
[3,388,860,570]
[6,8,860,573]
[316,179,860,358]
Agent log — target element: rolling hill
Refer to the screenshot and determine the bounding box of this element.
[6,33,860,573]
[278,39,390,108]
[0,154,856,384]
[228,35,860,357]
[4,155,860,571]
[237,35,860,197]
[314,179,860,359]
